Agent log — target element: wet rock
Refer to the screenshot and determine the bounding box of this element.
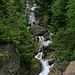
[42,53,46,59]
[63,61,75,75]
[49,59,54,65]
[36,42,43,52]
[30,25,46,36]
[43,32,50,40]
[39,45,45,52]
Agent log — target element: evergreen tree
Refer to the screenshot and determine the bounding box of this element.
[0,0,37,72]
[51,0,68,31]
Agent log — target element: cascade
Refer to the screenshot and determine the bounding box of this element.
[35,51,55,75]
[36,36,45,42]
[25,0,39,25]
[25,0,55,75]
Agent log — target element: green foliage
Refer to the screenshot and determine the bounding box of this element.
[50,0,68,31]
[35,0,53,27]
[37,0,75,62]
[0,0,75,73]
[0,0,37,72]
[66,0,75,28]
[4,51,9,59]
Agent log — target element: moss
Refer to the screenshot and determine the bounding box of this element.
[33,63,40,70]
[30,58,41,75]
[31,58,40,69]
[4,51,9,59]
[0,54,4,57]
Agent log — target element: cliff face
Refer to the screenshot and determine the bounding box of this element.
[0,43,20,75]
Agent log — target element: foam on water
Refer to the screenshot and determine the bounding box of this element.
[39,60,50,75]
[35,52,55,75]
[43,40,52,47]
[36,36,45,42]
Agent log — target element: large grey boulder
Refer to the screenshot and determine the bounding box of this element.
[30,25,46,36]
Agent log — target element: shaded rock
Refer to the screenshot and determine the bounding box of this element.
[42,53,46,59]
[63,61,75,75]
[48,60,70,75]
[0,43,20,75]
[49,59,54,65]
[0,55,5,68]
[48,61,61,75]
[36,42,43,52]
[30,58,41,75]
[30,25,46,36]
[36,42,45,52]
[43,32,50,40]
[39,45,45,52]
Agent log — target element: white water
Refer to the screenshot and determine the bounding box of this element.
[39,60,50,75]
[49,33,53,38]
[29,12,35,25]
[35,52,50,75]
[42,40,52,47]
[28,26,30,29]
[35,52,55,75]
[35,37,53,75]
[35,52,43,60]
[36,36,45,42]
[25,0,39,25]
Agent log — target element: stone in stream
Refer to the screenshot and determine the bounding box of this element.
[30,25,46,36]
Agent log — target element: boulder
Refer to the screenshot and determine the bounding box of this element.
[63,61,75,75]
[30,25,46,36]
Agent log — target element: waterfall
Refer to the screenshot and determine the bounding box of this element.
[35,52,50,75]
[35,51,55,75]
[25,0,55,75]
[35,40,53,75]
[25,0,39,25]
[36,36,45,42]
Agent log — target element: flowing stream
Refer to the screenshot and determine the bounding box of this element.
[25,0,39,25]
[25,0,55,75]
[35,36,54,75]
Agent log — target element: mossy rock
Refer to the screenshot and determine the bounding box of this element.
[30,58,41,75]
[0,54,4,58]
